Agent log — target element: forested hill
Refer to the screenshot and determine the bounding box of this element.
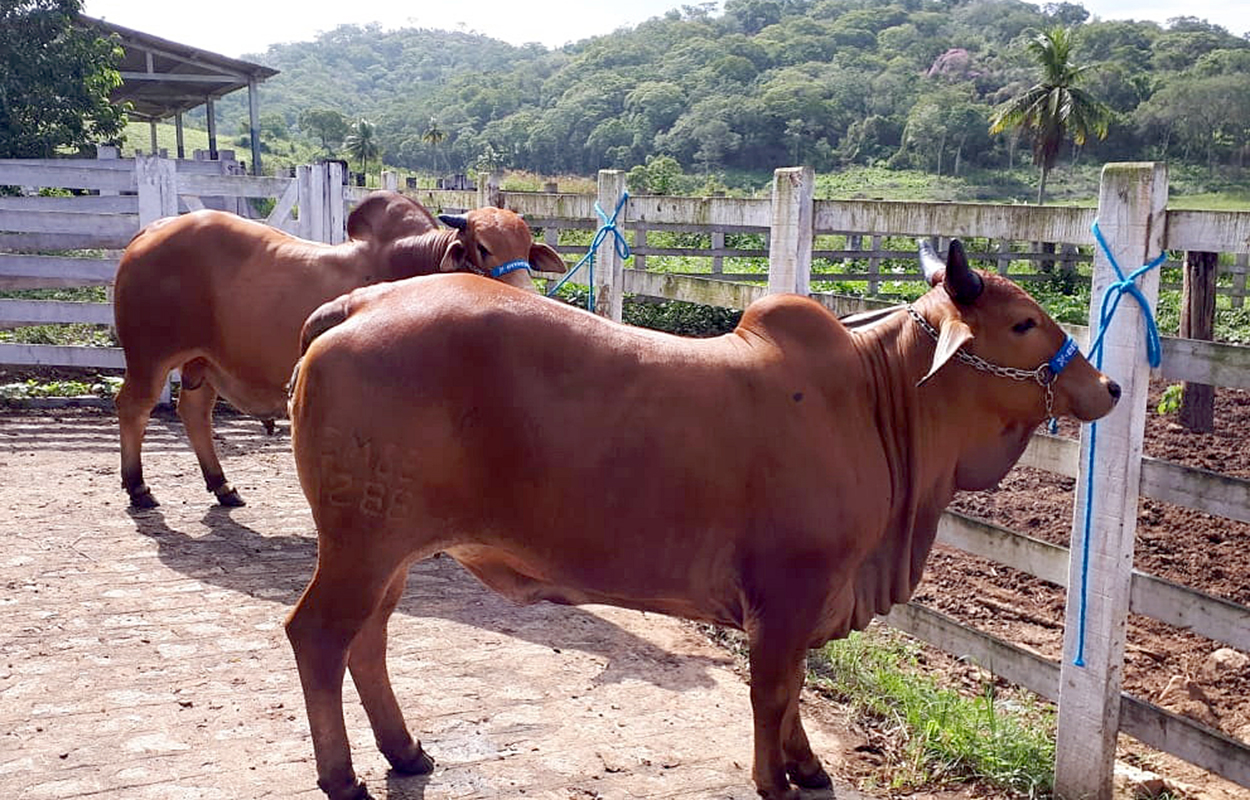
[217,0,1250,179]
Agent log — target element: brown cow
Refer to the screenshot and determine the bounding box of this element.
[113,191,564,509]
[284,240,1119,800]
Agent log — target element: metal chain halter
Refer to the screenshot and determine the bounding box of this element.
[907,306,1064,419]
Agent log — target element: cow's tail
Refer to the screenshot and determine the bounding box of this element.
[287,292,353,405]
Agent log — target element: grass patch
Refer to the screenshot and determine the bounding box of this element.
[810,624,1057,797]
[0,375,120,400]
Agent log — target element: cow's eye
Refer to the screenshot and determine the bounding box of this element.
[477,244,490,260]
[1012,318,1036,334]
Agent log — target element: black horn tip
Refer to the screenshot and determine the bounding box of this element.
[438,213,468,230]
[944,238,984,304]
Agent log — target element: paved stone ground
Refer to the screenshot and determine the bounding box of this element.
[0,406,861,800]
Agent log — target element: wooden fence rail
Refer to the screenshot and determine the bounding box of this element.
[1,158,1248,797]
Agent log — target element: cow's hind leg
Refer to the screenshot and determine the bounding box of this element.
[287,549,400,800]
[781,659,832,790]
[177,359,244,506]
[347,568,433,775]
[115,364,166,508]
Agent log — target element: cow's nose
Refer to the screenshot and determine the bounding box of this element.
[1107,380,1122,403]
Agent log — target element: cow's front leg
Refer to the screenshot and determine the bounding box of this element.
[782,657,832,791]
[746,630,809,800]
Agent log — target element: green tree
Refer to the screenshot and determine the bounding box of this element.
[989,27,1111,204]
[344,117,379,181]
[421,117,446,173]
[298,108,349,155]
[0,0,127,158]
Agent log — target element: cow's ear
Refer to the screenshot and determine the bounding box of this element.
[528,242,566,275]
[918,316,973,386]
[439,240,465,272]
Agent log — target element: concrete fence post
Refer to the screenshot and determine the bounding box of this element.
[767,166,813,296]
[1055,162,1167,800]
[594,169,628,322]
[478,170,503,209]
[381,171,398,192]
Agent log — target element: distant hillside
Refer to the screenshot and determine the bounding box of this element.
[208,1,1250,185]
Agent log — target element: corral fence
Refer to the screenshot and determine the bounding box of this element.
[2,156,1249,799]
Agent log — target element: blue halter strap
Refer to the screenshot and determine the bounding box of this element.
[491,259,532,278]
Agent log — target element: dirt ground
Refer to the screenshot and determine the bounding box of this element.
[936,382,1250,798]
[1,384,1246,800]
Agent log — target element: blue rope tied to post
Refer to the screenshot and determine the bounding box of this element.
[545,191,631,312]
[1072,220,1166,667]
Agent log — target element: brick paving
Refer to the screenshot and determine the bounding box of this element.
[0,407,857,800]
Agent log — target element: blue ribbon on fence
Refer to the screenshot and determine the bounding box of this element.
[1072,219,1166,667]
[545,191,631,312]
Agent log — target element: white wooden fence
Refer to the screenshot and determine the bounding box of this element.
[2,157,1248,798]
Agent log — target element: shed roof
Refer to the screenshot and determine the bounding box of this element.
[78,15,279,122]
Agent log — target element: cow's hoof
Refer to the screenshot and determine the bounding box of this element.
[788,761,833,790]
[317,777,371,800]
[386,742,434,775]
[128,487,160,509]
[262,419,276,435]
[755,787,801,800]
[214,487,246,507]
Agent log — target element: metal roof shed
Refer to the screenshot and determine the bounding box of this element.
[78,15,279,175]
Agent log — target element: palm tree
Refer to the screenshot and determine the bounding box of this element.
[989,27,1111,205]
[421,117,446,174]
[344,118,380,185]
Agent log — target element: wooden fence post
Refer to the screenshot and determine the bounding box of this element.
[1055,162,1167,800]
[594,169,628,322]
[298,162,346,244]
[324,160,346,244]
[135,155,179,405]
[1180,250,1218,432]
[1233,252,1248,309]
[767,166,813,296]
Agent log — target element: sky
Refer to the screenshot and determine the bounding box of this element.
[81,0,1248,60]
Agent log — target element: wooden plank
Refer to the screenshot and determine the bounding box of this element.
[0,162,137,192]
[1021,433,1250,526]
[618,195,771,229]
[0,209,137,238]
[1120,696,1250,789]
[0,343,124,369]
[0,196,137,213]
[1057,162,1167,800]
[0,231,134,250]
[0,299,113,327]
[810,292,895,317]
[936,511,1070,587]
[175,173,293,198]
[1158,337,1250,390]
[883,603,1060,702]
[266,179,300,231]
[1130,572,1250,652]
[624,271,765,310]
[1140,456,1250,524]
[1166,209,1250,254]
[816,199,1097,244]
[0,254,118,287]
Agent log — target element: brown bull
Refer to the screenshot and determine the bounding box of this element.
[113,191,564,508]
[285,240,1120,800]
